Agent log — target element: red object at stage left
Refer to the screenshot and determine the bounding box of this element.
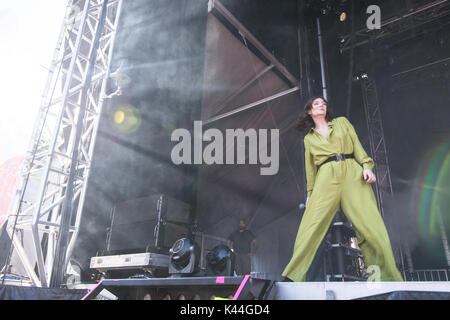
[0,156,23,228]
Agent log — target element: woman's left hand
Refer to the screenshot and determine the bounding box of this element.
[363,169,376,184]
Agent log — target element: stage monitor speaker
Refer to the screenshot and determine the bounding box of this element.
[107,194,193,254]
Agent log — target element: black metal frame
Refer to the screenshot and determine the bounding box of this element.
[324,210,367,282]
[83,275,271,300]
[340,0,450,52]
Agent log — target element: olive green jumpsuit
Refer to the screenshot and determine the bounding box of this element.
[282,116,403,282]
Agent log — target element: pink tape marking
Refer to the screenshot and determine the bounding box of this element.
[81,279,104,300]
[216,276,225,284]
[232,274,250,300]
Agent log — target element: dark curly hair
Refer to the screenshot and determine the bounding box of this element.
[295,96,334,131]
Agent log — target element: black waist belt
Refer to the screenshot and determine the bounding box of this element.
[318,153,354,169]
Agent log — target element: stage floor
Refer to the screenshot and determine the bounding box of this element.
[268,281,450,300]
[76,277,450,300]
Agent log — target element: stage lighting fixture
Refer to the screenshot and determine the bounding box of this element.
[340,12,347,21]
[206,244,236,276]
[168,238,200,275]
[110,59,132,85]
[106,59,131,98]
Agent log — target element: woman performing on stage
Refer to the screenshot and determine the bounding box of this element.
[282,96,403,282]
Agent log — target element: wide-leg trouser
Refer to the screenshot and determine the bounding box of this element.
[282,158,403,282]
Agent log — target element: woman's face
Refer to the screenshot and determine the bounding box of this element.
[308,98,327,118]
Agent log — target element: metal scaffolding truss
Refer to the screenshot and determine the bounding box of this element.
[391,56,450,91]
[341,0,450,52]
[359,74,409,272]
[359,75,395,216]
[5,0,123,287]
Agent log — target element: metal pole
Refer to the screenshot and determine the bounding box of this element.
[346,0,355,118]
[316,17,327,100]
[203,87,299,125]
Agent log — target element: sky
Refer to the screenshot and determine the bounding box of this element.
[0,1,68,165]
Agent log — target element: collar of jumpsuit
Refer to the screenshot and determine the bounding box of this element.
[309,120,334,138]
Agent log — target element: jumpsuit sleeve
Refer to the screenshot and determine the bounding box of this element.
[341,117,375,170]
[304,137,317,198]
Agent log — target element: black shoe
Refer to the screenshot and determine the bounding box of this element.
[282,277,293,282]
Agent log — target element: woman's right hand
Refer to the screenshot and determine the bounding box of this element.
[306,196,310,208]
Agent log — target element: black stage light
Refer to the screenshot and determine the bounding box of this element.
[205,244,236,276]
[168,238,200,275]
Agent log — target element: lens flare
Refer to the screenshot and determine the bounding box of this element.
[114,110,125,124]
[410,138,450,258]
[111,104,142,134]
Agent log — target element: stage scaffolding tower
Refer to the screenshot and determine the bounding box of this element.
[359,74,410,273]
[3,0,123,287]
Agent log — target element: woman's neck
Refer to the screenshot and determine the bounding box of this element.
[312,116,328,129]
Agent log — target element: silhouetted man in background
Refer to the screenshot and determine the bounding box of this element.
[227,219,257,275]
